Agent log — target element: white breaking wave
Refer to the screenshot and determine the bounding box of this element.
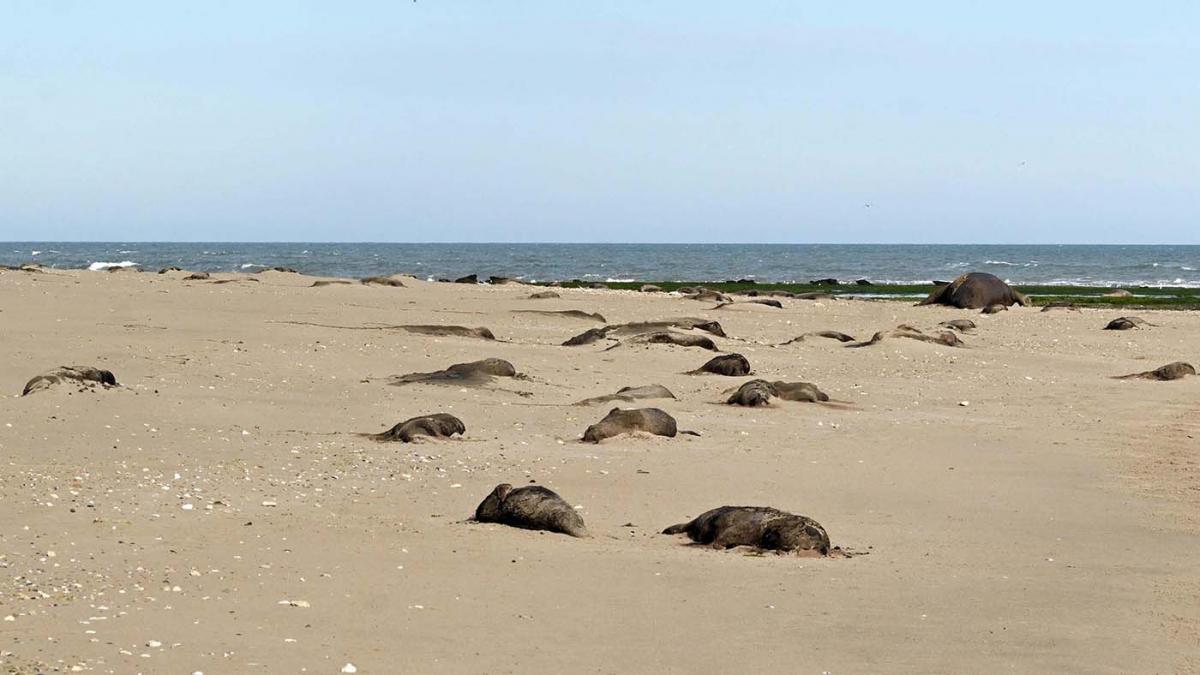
[88,261,138,271]
[240,263,267,269]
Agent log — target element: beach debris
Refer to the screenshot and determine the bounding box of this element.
[1104,289,1133,297]
[663,506,831,555]
[640,284,663,292]
[369,413,465,442]
[473,484,589,537]
[527,290,560,299]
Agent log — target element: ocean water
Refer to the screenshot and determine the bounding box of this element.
[3,243,1199,287]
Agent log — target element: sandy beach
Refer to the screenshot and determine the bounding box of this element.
[2,267,1198,674]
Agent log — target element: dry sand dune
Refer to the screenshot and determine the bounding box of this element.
[1,270,1198,673]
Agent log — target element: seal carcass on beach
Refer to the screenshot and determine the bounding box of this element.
[473,484,589,537]
[920,273,1028,310]
[662,506,831,555]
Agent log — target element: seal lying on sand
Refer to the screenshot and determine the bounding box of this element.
[713,299,782,310]
[563,327,608,346]
[939,319,976,332]
[608,331,718,351]
[527,290,560,299]
[390,358,518,386]
[919,272,1028,309]
[563,318,728,347]
[454,274,478,284]
[850,326,963,348]
[1104,316,1153,330]
[395,325,495,340]
[1041,302,1080,312]
[311,279,353,287]
[779,331,855,345]
[662,506,831,555]
[370,413,465,442]
[474,484,588,537]
[690,353,751,376]
[582,407,684,443]
[727,379,829,406]
[981,304,1008,314]
[183,272,211,280]
[574,384,676,406]
[514,310,606,322]
[23,366,118,395]
[1114,362,1195,381]
[361,276,406,287]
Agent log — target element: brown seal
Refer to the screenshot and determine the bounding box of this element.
[779,330,855,345]
[395,325,495,340]
[980,304,1008,314]
[361,276,406,287]
[726,379,828,406]
[474,484,588,537]
[183,272,211,280]
[610,331,717,351]
[311,279,353,287]
[663,506,830,555]
[939,319,976,332]
[513,310,606,322]
[23,366,118,396]
[390,358,517,386]
[370,413,465,442]
[919,272,1028,309]
[850,326,963,348]
[582,407,682,443]
[689,353,751,376]
[1104,316,1153,331]
[1114,362,1195,381]
[527,290,560,299]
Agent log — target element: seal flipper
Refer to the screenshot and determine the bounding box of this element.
[662,522,690,535]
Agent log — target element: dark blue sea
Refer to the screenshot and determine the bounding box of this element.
[3,243,1199,287]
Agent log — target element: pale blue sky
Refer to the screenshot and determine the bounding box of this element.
[1,2,1196,243]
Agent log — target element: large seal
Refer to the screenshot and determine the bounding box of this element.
[473,484,588,537]
[22,366,118,396]
[370,413,465,442]
[919,273,1028,309]
[663,506,831,555]
[582,407,681,443]
[689,353,751,376]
